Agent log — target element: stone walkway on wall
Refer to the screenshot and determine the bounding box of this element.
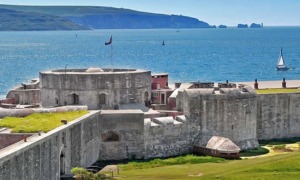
[236,80,300,89]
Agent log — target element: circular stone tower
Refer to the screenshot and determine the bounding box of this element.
[40,68,151,110]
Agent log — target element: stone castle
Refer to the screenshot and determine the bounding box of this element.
[1,67,300,179]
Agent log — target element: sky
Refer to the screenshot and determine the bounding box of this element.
[1,0,300,26]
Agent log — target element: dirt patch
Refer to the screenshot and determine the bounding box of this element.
[189,172,203,177]
[273,148,293,152]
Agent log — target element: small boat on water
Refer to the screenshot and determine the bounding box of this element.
[276,48,289,71]
[162,40,165,46]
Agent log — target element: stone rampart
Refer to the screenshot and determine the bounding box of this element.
[0,111,100,180]
[180,87,259,150]
[257,93,300,140]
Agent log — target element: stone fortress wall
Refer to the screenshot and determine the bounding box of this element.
[257,93,300,140]
[0,110,192,179]
[3,67,300,178]
[0,111,101,180]
[177,86,259,150]
[2,91,300,178]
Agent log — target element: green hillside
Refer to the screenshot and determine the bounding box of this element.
[0,4,214,30]
[0,4,149,16]
[0,8,87,31]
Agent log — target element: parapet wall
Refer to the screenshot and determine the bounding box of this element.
[144,116,190,159]
[257,93,300,140]
[0,111,100,180]
[98,110,145,160]
[0,133,34,150]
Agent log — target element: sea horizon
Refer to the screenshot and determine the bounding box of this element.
[1,27,300,98]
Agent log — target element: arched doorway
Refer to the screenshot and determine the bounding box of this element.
[99,94,106,105]
[71,93,79,105]
[144,91,150,107]
[60,151,65,175]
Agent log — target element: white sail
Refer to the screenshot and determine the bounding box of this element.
[276,48,289,71]
[277,48,285,66]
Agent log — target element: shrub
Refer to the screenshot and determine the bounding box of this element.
[71,167,110,180]
[240,147,269,157]
[71,167,94,180]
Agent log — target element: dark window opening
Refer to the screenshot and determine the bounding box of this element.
[101,131,120,142]
[99,94,106,105]
[161,93,165,104]
[144,91,150,107]
[71,94,79,105]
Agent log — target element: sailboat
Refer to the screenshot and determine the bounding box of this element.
[276,48,289,71]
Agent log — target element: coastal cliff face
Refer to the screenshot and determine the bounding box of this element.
[66,14,212,29]
[0,8,86,31]
[0,5,213,30]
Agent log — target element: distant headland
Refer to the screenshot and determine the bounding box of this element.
[237,23,263,28]
[0,4,215,31]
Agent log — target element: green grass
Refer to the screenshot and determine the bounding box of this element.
[119,152,300,179]
[119,155,225,171]
[0,110,88,133]
[240,147,269,157]
[259,138,300,146]
[256,88,300,94]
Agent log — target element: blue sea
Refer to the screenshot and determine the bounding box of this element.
[1,27,300,98]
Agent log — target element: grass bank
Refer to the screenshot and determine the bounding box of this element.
[119,151,300,179]
[256,88,300,94]
[0,110,88,133]
[120,155,225,171]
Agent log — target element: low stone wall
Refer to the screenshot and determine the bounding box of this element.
[98,110,145,160]
[144,117,190,159]
[257,93,300,140]
[0,111,100,180]
[0,133,34,150]
[6,89,40,105]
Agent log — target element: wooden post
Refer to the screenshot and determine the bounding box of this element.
[254,79,258,89]
[23,135,27,142]
[282,78,286,88]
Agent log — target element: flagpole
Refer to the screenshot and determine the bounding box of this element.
[105,35,113,72]
[111,43,113,72]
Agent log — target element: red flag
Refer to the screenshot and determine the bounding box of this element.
[105,36,112,45]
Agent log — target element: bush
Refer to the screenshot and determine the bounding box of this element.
[71,167,110,180]
[240,147,269,157]
[71,167,94,180]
